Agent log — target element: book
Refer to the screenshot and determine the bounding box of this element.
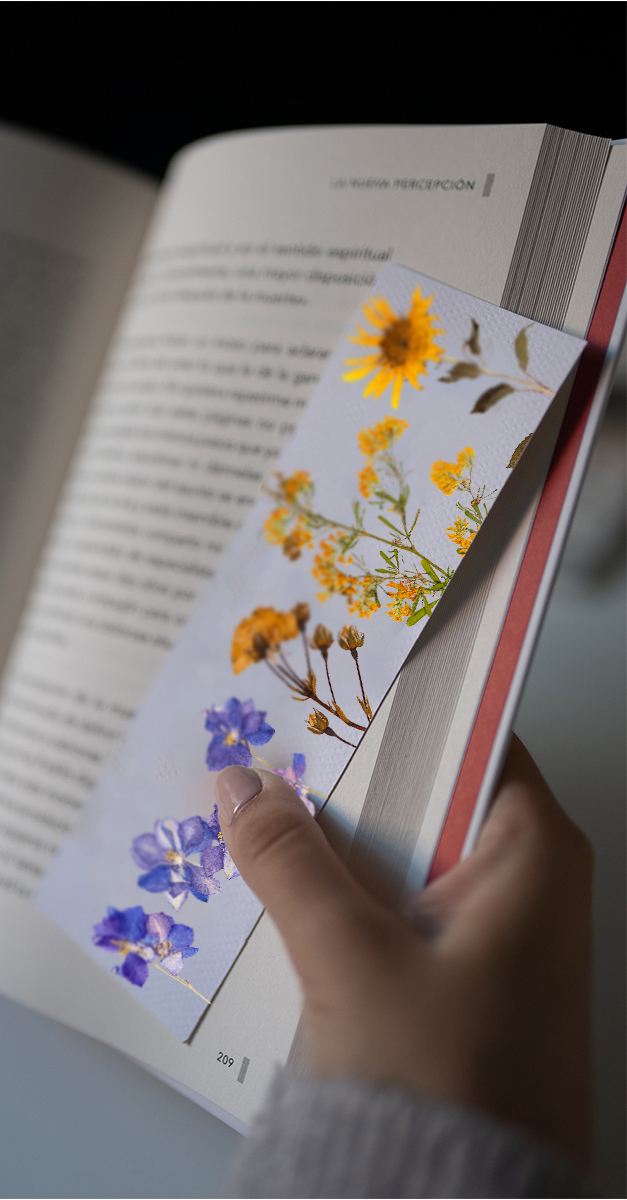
[0,121,624,1133]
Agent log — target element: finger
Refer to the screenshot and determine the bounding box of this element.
[410,735,593,944]
[213,765,389,990]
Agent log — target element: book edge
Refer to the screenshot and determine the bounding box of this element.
[429,204,627,877]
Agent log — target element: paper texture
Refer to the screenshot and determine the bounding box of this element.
[36,262,584,1038]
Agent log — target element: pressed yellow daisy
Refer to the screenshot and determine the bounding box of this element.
[344,287,445,409]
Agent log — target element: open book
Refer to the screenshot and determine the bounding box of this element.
[0,122,624,1133]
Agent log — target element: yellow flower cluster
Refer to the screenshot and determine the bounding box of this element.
[356,417,410,498]
[311,535,358,603]
[231,606,300,675]
[263,506,290,545]
[344,287,445,410]
[282,519,313,561]
[263,472,314,561]
[348,588,380,619]
[446,516,476,555]
[383,579,421,623]
[430,447,475,495]
[276,470,312,502]
[357,415,409,459]
[311,536,380,618]
[358,465,380,499]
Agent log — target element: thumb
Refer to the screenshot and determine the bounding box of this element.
[213,765,373,989]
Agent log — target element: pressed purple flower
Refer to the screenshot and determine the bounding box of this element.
[202,803,239,881]
[132,816,220,910]
[92,906,198,987]
[273,754,316,816]
[144,911,199,976]
[204,697,274,771]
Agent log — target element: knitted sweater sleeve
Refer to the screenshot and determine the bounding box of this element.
[226,1070,581,1199]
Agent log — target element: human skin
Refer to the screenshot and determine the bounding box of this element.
[214,735,593,1164]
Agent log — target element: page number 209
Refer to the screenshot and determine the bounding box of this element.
[217,1051,234,1067]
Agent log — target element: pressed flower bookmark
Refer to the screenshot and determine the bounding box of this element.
[35,261,586,1040]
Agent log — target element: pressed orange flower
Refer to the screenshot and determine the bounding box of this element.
[231,606,299,675]
[312,535,357,603]
[278,470,312,502]
[358,465,379,498]
[384,579,421,622]
[446,516,476,555]
[430,447,475,494]
[358,416,409,458]
[282,519,313,560]
[263,507,290,545]
[347,587,380,619]
[344,287,444,409]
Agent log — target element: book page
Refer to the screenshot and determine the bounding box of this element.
[0,125,157,677]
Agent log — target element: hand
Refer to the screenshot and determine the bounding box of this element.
[214,735,593,1163]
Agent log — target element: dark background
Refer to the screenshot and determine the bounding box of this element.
[0,3,625,179]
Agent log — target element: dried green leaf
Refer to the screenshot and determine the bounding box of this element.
[378,515,403,535]
[514,323,533,372]
[464,318,481,356]
[472,383,515,413]
[507,432,533,468]
[420,558,440,584]
[407,606,428,626]
[439,361,483,383]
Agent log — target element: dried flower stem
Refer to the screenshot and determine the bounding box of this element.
[301,631,313,678]
[440,354,554,396]
[153,962,211,1004]
[264,655,367,732]
[307,507,447,574]
[325,727,357,749]
[246,744,328,800]
[323,654,338,708]
[351,651,371,721]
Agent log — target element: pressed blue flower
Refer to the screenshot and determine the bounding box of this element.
[202,803,239,881]
[92,906,198,987]
[144,911,199,977]
[204,697,274,771]
[132,816,220,910]
[273,753,316,816]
